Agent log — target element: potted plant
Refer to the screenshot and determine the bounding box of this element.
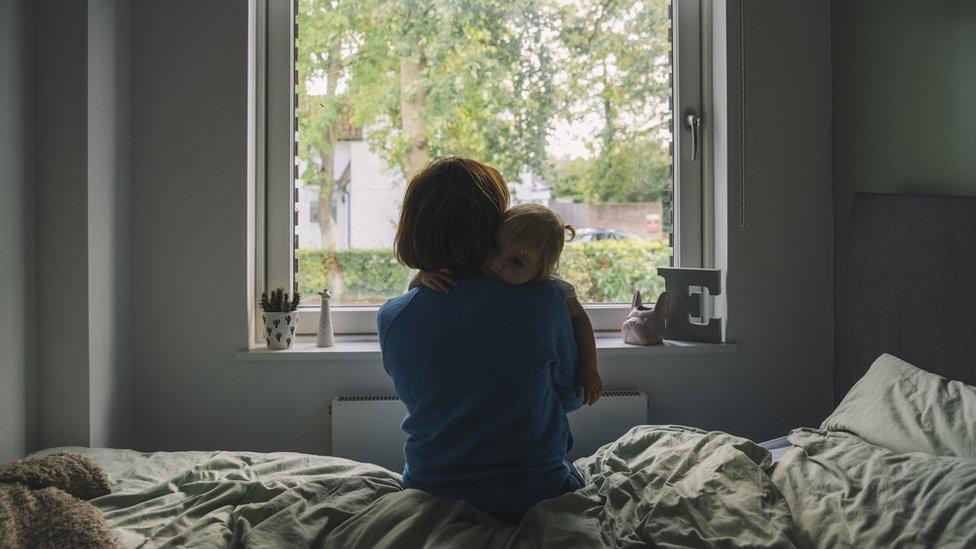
[261,288,301,350]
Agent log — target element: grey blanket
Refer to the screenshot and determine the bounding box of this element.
[772,428,976,548]
[39,426,798,548]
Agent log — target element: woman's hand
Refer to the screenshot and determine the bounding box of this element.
[411,269,457,293]
[575,365,604,406]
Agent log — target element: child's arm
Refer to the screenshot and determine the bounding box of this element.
[409,269,457,292]
[566,297,603,405]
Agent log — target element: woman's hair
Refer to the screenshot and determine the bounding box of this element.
[497,203,576,279]
[395,156,510,271]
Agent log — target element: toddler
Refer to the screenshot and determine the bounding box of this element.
[411,203,604,405]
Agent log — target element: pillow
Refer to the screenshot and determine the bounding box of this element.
[822,353,976,459]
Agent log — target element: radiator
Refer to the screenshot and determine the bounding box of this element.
[330,390,647,471]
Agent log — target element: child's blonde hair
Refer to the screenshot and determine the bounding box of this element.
[497,203,576,278]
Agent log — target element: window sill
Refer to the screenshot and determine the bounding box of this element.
[292,303,638,335]
[237,333,736,362]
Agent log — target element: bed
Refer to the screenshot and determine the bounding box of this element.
[18,193,976,547]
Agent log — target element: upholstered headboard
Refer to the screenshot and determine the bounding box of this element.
[834,192,976,404]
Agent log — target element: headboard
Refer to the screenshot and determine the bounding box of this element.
[835,192,976,404]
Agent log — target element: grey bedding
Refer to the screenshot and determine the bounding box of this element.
[40,426,798,548]
[38,422,976,548]
[33,355,976,548]
[772,428,976,548]
[770,354,976,548]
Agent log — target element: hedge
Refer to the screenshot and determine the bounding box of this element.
[297,239,671,305]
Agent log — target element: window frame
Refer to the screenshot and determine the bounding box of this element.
[256,0,712,338]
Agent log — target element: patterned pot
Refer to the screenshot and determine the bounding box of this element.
[262,310,299,350]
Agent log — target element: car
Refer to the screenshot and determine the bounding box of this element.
[575,228,633,242]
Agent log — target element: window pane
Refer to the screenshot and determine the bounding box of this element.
[295,0,673,306]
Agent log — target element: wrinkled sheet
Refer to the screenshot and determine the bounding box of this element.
[39,426,799,548]
[771,429,976,548]
[326,426,798,548]
[33,447,404,548]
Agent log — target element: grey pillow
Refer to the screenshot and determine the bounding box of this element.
[822,353,976,459]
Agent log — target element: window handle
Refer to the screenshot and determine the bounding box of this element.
[683,109,702,161]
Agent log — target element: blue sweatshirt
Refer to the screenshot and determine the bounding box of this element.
[378,271,582,517]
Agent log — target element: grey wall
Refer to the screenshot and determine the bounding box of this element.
[33,0,134,450]
[35,0,92,449]
[832,0,976,252]
[725,0,835,430]
[123,0,832,455]
[130,0,259,451]
[87,0,133,448]
[0,0,36,461]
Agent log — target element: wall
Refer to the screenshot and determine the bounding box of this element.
[35,0,92,449]
[347,141,404,249]
[129,0,258,451]
[33,0,133,450]
[832,0,976,253]
[718,0,834,433]
[550,202,665,240]
[88,0,133,448]
[124,0,832,455]
[0,0,36,461]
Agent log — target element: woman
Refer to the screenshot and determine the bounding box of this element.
[378,157,584,524]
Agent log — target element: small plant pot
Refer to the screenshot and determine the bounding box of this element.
[262,310,299,350]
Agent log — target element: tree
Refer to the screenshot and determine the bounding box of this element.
[296,0,675,249]
[299,0,560,184]
[296,0,357,248]
[550,0,673,210]
[552,139,670,204]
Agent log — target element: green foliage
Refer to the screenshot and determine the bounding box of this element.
[297,249,416,304]
[551,140,673,229]
[297,0,673,204]
[299,0,560,183]
[560,240,670,302]
[261,288,301,312]
[296,251,330,300]
[552,140,671,203]
[549,0,673,207]
[296,240,671,305]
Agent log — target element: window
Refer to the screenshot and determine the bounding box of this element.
[260,0,709,334]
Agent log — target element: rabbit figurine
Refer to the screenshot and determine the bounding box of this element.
[621,290,670,346]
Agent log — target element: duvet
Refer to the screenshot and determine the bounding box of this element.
[35,354,976,549]
[39,426,799,548]
[770,355,976,549]
[771,429,976,548]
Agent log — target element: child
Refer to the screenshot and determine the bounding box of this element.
[411,203,604,405]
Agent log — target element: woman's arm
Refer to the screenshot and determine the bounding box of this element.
[566,297,603,405]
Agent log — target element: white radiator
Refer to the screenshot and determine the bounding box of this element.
[330,390,647,471]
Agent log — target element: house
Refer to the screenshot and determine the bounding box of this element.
[296,142,554,250]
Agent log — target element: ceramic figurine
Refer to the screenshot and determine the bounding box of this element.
[317,288,335,348]
[621,290,670,346]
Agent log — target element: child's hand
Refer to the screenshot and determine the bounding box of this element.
[415,269,457,293]
[575,366,604,406]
